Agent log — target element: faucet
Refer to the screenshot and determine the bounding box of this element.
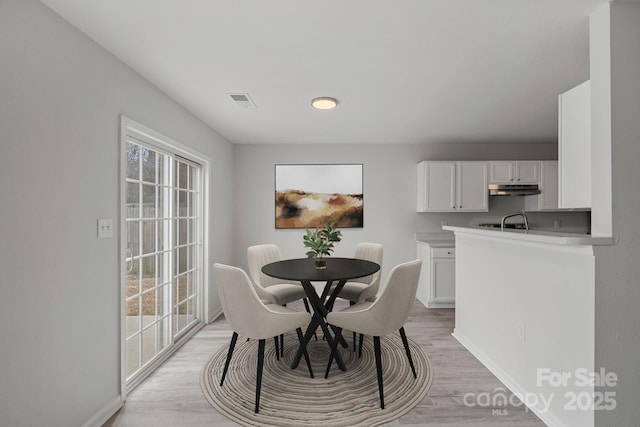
[501,211,529,231]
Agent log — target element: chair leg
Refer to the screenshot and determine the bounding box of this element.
[220,332,238,386]
[280,333,284,357]
[350,301,356,351]
[324,327,343,379]
[255,339,265,413]
[399,327,417,378]
[280,303,288,351]
[274,336,280,361]
[358,333,364,358]
[373,336,385,409]
[296,327,314,378]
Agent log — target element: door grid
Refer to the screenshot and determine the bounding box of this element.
[124,141,202,382]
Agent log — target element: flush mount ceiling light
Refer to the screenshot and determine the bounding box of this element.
[311,97,338,110]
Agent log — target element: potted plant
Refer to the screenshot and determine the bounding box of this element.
[303,221,342,269]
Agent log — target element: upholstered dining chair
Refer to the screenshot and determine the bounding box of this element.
[337,243,384,303]
[248,243,315,354]
[213,263,314,414]
[324,259,422,409]
[335,242,383,350]
[247,244,311,307]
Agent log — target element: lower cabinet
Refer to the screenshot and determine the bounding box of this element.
[416,241,455,308]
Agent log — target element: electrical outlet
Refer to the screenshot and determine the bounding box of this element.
[518,322,526,342]
[98,218,113,238]
[554,220,561,229]
[441,220,448,227]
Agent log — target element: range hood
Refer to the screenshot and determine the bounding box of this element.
[488,184,540,196]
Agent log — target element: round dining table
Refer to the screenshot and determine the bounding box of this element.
[262,257,380,371]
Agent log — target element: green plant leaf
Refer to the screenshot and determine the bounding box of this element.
[301,221,342,258]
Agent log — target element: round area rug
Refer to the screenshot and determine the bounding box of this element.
[200,331,433,426]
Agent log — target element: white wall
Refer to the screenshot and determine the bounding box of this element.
[589,3,613,238]
[453,233,595,427]
[231,142,582,285]
[591,3,640,426]
[0,1,234,426]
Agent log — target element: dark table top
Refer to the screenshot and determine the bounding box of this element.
[262,257,380,282]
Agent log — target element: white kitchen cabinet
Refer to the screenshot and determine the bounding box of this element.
[417,161,488,212]
[417,161,455,212]
[559,80,591,209]
[489,161,514,183]
[416,241,455,308]
[489,161,540,184]
[525,161,559,211]
[456,162,489,211]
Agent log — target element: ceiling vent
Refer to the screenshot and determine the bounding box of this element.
[228,93,256,109]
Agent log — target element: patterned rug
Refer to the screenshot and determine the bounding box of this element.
[200,331,433,426]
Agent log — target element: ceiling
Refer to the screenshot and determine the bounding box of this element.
[40,0,608,145]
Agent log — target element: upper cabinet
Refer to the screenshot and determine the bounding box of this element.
[525,161,559,211]
[558,81,591,209]
[417,161,488,212]
[489,161,540,184]
[457,162,489,211]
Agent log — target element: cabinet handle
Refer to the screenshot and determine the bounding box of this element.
[447,251,452,255]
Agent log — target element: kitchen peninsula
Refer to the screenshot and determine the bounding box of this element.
[443,225,612,427]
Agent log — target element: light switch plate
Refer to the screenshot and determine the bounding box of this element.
[98,218,113,238]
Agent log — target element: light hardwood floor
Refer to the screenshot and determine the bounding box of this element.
[104,300,545,426]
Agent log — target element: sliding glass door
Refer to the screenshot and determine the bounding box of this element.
[123,126,204,386]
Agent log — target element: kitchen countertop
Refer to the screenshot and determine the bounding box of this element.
[415,232,455,247]
[442,225,614,246]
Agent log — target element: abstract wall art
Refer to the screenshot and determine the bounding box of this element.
[275,164,363,229]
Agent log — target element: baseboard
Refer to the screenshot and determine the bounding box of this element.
[84,310,222,427]
[417,296,455,309]
[81,395,123,427]
[208,306,223,323]
[452,329,563,427]
[426,302,455,309]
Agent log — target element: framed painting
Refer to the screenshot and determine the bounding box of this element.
[275,164,363,229]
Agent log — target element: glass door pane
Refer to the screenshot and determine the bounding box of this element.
[172,159,200,338]
[124,142,202,382]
